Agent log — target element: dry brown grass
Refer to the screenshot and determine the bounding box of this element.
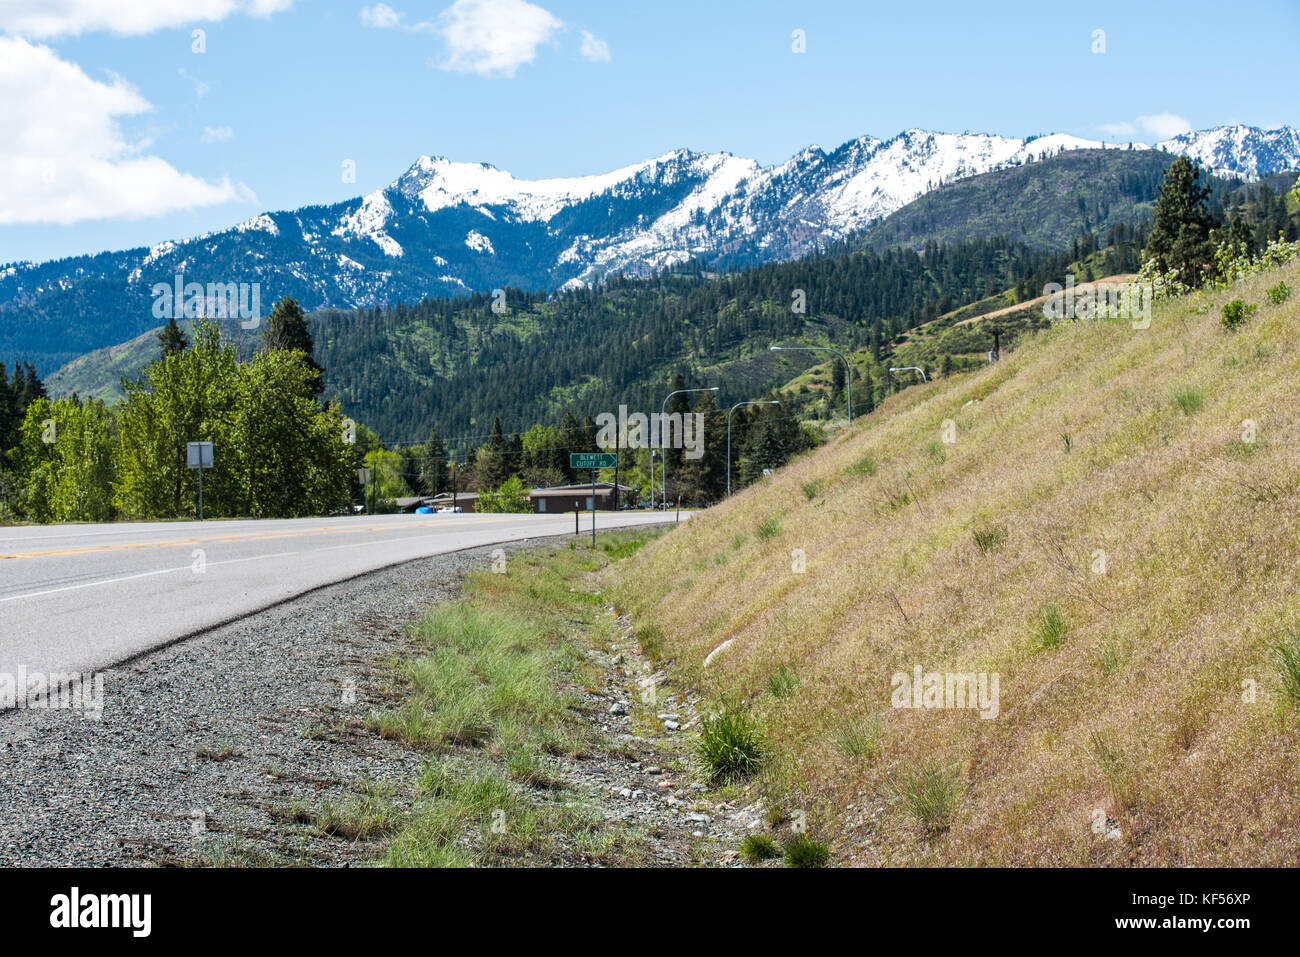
[612,260,1300,866]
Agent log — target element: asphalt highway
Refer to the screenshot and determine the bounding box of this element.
[0,510,682,678]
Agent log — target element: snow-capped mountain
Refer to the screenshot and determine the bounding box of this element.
[2,125,1296,373]
[1156,125,1300,180]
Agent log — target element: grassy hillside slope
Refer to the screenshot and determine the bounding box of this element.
[615,259,1300,865]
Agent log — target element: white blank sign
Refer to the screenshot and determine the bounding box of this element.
[187,441,213,469]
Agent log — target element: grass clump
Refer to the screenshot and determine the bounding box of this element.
[698,706,767,785]
[740,833,781,863]
[971,522,1008,554]
[1272,626,1300,709]
[853,452,877,476]
[755,517,781,540]
[636,622,664,661]
[1089,729,1139,811]
[765,665,798,699]
[1171,383,1205,416]
[1032,605,1068,652]
[899,762,961,835]
[801,480,821,500]
[835,714,881,760]
[783,835,830,867]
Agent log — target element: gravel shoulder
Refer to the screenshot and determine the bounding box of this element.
[0,533,760,867]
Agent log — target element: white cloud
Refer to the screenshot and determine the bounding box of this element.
[0,0,292,38]
[579,29,610,63]
[0,37,252,225]
[435,0,563,76]
[1101,113,1193,141]
[201,125,233,143]
[360,3,404,29]
[1137,112,1192,140]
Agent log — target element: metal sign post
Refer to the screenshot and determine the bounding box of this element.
[569,453,617,547]
[186,441,214,520]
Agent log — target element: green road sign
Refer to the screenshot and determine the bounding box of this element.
[570,452,617,469]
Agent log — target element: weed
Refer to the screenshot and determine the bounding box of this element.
[740,833,781,863]
[899,762,961,834]
[835,715,881,760]
[1033,605,1068,652]
[1273,626,1300,709]
[1221,298,1256,328]
[1172,384,1205,416]
[1266,281,1292,305]
[766,666,798,699]
[756,517,781,540]
[784,835,830,867]
[698,707,767,785]
[971,522,1008,554]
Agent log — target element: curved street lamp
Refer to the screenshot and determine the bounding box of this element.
[656,386,718,509]
[771,344,853,423]
[889,365,929,383]
[727,399,780,497]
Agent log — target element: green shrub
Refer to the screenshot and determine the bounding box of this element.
[801,480,821,500]
[783,835,830,867]
[698,707,767,785]
[740,833,781,863]
[1221,298,1256,328]
[1266,281,1291,305]
[755,517,781,540]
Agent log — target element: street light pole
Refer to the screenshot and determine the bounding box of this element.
[727,399,780,497]
[770,344,853,423]
[889,365,929,383]
[657,386,718,509]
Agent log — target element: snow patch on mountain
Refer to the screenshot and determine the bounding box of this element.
[331,191,403,257]
[464,230,494,254]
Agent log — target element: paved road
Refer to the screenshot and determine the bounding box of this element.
[0,511,683,678]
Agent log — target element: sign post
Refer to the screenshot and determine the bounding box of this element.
[187,441,214,521]
[570,453,617,547]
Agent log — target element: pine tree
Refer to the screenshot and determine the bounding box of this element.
[157,317,189,357]
[1144,157,1218,286]
[419,427,449,494]
[261,297,323,396]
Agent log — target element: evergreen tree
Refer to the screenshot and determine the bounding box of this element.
[475,416,511,488]
[419,427,449,494]
[157,317,189,357]
[261,297,323,396]
[1144,157,1218,286]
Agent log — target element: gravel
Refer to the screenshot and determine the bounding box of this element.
[0,534,764,867]
[0,540,544,866]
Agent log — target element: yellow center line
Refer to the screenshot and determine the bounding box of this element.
[0,515,533,560]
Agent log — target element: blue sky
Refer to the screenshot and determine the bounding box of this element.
[1,0,1296,264]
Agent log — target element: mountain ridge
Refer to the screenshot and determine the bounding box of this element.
[3,125,1297,374]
